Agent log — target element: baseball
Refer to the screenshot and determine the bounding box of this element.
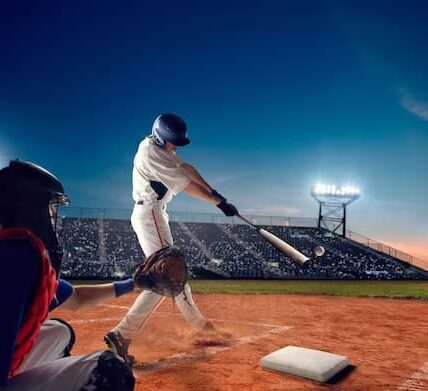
[314,245,325,257]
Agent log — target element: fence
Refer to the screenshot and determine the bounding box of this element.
[346,229,427,270]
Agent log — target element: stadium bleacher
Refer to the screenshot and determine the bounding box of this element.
[59,217,427,280]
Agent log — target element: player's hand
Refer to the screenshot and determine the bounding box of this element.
[217,200,238,217]
[211,189,227,203]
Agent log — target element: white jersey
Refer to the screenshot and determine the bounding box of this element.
[113,136,209,339]
[132,137,191,205]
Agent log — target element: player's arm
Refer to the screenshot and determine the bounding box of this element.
[181,163,213,193]
[181,163,231,205]
[183,181,221,205]
[183,181,238,216]
[54,279,134,311]
[150,154,221,204]
[150,152,237,215]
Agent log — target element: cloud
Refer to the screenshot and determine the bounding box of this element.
[399,93,428,122]
[383,240,426,258]
[243,206,303,216]
[211,171,253,185]
[0,142,14,168]
[0,120,18,165]
[0,153,8,168]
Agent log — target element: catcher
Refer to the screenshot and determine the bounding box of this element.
[0,160,135,390]
[104,113,238,363]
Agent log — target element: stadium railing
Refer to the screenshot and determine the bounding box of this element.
[346,229,427,270]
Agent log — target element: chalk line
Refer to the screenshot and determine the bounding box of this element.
[397,362,428,391]
[134,324,292,374]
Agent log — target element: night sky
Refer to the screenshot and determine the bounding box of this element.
[1,0,427,261]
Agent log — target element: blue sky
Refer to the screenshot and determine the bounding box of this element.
[1,0,427,260]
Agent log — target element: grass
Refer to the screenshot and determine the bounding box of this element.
[187,280,428,300]
[70,279,428,300]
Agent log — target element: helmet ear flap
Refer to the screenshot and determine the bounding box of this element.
[152,130,166,148]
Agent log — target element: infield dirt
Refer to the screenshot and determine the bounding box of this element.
[52,293,428,390]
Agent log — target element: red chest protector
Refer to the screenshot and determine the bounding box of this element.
[0,228,58,376]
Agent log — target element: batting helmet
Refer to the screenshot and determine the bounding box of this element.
[0,159,70,274]
[151,113,190,148]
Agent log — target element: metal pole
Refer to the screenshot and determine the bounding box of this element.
[343,204,346,237]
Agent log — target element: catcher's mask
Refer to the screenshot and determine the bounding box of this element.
[0,159,70,275]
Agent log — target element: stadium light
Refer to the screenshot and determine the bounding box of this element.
[312,183,361,198]
[311,183,361,237]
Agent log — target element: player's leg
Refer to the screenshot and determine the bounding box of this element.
[174,282,208,329]
[104,204,170,361]
[119,204,172,333]
[5,351,134,391]
[109,289,164,339]
[18,319,75,373]
[114,205,172,333]
[131,203,174,254]
[158,206,209,329]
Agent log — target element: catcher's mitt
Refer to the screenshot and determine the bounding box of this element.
[133,246,188,298]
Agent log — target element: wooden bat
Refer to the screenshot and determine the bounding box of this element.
[237,214,309,265]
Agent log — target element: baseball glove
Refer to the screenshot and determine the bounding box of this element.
[133,246,188,298]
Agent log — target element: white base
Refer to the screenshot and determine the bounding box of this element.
[260,345,349,382]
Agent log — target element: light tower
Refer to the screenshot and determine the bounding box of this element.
[311,184,360,237]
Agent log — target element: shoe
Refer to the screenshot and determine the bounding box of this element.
[104,331,135,364]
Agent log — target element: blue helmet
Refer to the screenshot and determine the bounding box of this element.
[151,113,190,148]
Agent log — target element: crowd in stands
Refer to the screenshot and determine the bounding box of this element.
[59,217,426,280]
[60,218,143,279]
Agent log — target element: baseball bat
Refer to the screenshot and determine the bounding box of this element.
[237,214,309,265]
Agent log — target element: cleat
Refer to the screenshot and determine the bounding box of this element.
[104,331,135,365]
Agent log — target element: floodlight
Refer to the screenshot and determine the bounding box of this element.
[311,183,361,199]
[311,182,361,237]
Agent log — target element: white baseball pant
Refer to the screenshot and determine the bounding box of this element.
[113,202,207,339]
[4,320,100,391]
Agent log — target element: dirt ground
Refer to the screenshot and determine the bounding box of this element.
[52,293,428,391]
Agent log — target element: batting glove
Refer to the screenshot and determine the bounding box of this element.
[211,189,227,203]
[217,200,238,217]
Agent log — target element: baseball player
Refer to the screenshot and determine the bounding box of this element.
[104,113,238,362]
[0,160,135,390]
